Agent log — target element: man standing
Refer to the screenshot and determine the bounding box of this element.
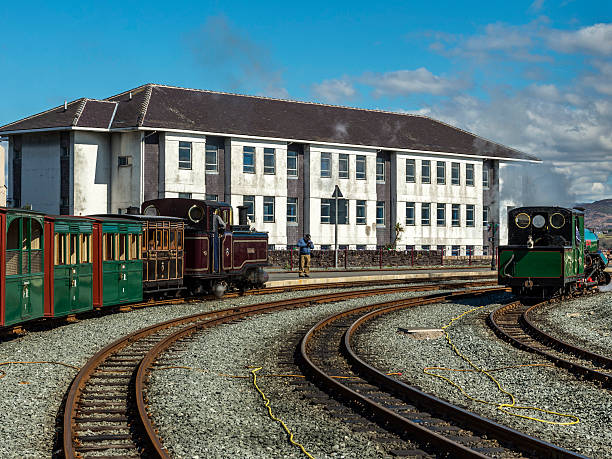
[297,234,314,277]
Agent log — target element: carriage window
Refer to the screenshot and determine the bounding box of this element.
[7,219,20,250]
[70,234,78,264]
[223,209,232,225]
[118,234,127,261]
[515,213,530,228]
[147,229,155,251]
[177,231,183,250]
[169,230,176,249]
[550,213,565,229]
[163,230,168,249]
[156,230,162,249]
[21,220,28,251]
[129,234,138,260]
[55,234,66,265]
[103,234,114,261]
[31,220,42,250]
[81,234,91,263]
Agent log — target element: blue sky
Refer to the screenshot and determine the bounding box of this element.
[1,0,611,202]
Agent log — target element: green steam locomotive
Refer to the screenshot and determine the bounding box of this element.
[498,206,610,299]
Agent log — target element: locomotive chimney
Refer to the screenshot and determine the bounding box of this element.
[238,205,248,226]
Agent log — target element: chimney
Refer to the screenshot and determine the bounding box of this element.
[64,100,67,111]
[129,91,132,100]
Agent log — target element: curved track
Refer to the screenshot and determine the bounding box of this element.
[489,301,612,387]
[62,280,491,458]
[300,289,583,458]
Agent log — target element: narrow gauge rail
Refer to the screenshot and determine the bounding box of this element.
[62,280,492,458]
[489,300,612,387]
[300,289,584,458]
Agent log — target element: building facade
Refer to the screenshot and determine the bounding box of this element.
[0,84,539,253]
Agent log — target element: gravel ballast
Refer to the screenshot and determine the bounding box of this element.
[354,291,612,458]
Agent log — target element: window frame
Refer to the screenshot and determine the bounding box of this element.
[263,147,276,175]
[178,192,192,199]
[320,152,332,178]
[421,160,431,184]
[356,155,367,180]
[178,141,192,170]
[356,200,366,225]
[483,167,490,189]
[376,157,385,183]
[466,204,475,227]
[421,203,431,226]
[483,206,489,226]
[405,202,415,226]
[287,197,298,224]
[436,161,446,185]
[437,203,446,226]
[452,204,461,227]
[466,164,475,186]
[243,146,256,174]
[321,199,331,224]
[243,195,255,221]
[287,151,298,177]
[376,201,385,226]
[263,196,275,222]
[205,144,218,173]
[339,153,349,179]
[406,159,415,183]
[451,162,460,185]
[205,194,218,201]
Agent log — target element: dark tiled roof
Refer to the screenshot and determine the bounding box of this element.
[0,99,85,131]
[0,83,539,162]
[76,100,117,129]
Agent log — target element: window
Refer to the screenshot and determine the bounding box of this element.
[264,148,275,174]
[483,206,489,226]
[320,245,331,250]
[321,199,331,224]
[437,203,446,226]
[118,234,127,261]
[356,200,366,225]
[321,153,331,177]
[451,162,460,185]
[452,245,460,256]
[337,199,348,224]
[243,146,255,173]
[356,244,366,250]
[376,201,385,226]
[406,159,415,183]
[205,144,218,173]
[339,154,349,179]
[178,192,192,199]
[421,160,431,184]
[466,245,474,256]
[287,197,298,223]
[466,164,474,186]
[129,234,139,260]
[356,155,366,180]
[55,234,66,265]
[405,202,415,225]
[118,156,131,167]
[466,204,475,226]
[263,197,275,222]
[178,141,192,170]
[422,245,430,251]
[376,157,385,182]
[483,245,489,256]
[287,151,298,177]
[69,234,78,264]
[205,194,218,201]
[243,195,255,221]
[452,204,460,227]
[103,233,113,261]
[81,234,91,264]
[268,244,275,251]
[437,161,446,185]
[483,167,490,189]
[421,203,430,225]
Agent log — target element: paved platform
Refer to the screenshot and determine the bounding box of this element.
[266,267,496,288]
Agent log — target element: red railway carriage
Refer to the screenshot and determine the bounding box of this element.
[141,198,268,296]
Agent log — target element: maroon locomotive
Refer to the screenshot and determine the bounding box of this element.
[141,198,268,297]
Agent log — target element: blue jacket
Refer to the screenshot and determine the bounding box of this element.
[297,238,314,255]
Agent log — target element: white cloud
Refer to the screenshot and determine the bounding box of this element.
[548,23,612,56]
[311,79,355,103]
[529,0,545,13]
[362,68,467,96]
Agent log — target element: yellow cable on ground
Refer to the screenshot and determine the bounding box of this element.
[250,366,315,459]
[0,361,80,379]
[424,305,580,426]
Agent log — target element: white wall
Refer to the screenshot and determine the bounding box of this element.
[73,131,110,215]
[395,153,483,253]
[21,132,61,214]
[162,133,207,198]
[307,144,378,247]
[110,131,142,212]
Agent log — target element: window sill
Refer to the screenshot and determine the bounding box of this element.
[376,224,386,228]
[243,171,256,174]
[178,167,192,171]
[287,222,298,226]
[205,171,219,175]
[264,172,276,175]
[287,176,299,180]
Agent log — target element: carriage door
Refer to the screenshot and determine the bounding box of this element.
[5,217,44,325]
[117,232,129,301]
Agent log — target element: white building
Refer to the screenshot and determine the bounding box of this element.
[0,84,540,254]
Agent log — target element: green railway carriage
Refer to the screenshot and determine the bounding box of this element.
[498,207,587,298]
[44,216,94,318]
[1,209,46,327]
[88,216,144,307]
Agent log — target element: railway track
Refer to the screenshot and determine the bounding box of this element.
[300,288,584,458]
[62,280,492,458]
[489,300,612,388]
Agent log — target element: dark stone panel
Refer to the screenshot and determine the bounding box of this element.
[144,132,159,201]
[376,151,392,247]
[60,132,70,214]
[12,135,22,208]
[205,136,226,201]
[287,144,305,238]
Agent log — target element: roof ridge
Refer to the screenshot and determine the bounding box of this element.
[137,85,154,127]
[71,99,88,126]
[0,98,84,130]
[104,83,154,101]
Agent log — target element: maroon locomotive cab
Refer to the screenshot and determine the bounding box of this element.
[231,233,268,271]
[185,233,210,275]
[222,233,232,271]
